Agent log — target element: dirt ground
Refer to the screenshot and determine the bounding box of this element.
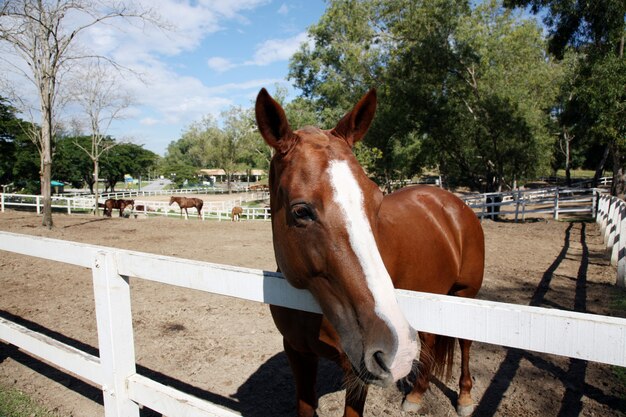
[0,199,625,416]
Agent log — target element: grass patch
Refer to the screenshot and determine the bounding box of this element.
[613,366,626,401]
[555,169,611,179]
[0,385,60,417]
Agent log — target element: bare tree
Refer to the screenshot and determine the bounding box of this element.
[70,60,132,215]
[0,0,164,228]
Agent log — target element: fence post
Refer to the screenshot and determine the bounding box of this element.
[1,193,4,212]
[618,204,626,287]
[92,251,140,417]
[611,205,624,266]
[514,189,521,223]
[553,187,559,220]
[36,196,41,215]
[604,198,615,246]
[67,198,71,214]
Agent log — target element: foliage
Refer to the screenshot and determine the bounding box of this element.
[504,0,625,59]
[505,0,626,195]
[101,143,158,192]
[53,136,94,189]
[289,0,560,191]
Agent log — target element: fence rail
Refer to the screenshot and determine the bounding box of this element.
[463,187,598,221]
[1,231,625,417]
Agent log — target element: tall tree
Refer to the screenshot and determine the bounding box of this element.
[0,0,163,228]
[101,143,158,192]
[53,135,94,190]
[70,61,132,215]
[505,0,626,194]
[208,106,257,193]
[289,0,559,191]
[0,97,20,186]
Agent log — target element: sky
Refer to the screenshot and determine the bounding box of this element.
[1,0,327,156]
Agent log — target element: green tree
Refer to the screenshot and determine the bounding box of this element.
[289,0,559,191]
[505,0,626,195]
[53,135,101,191]
[101,143,158,192]
[0,97,21,186]
[206,106,257,193]
[428,0,559,190]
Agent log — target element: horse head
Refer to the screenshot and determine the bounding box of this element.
[255,88,418,387]
[169,196,175,206]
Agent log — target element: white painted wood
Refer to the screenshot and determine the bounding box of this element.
[396,290,626,367]
[618,205,626,287]
[603,198,615,245]
[0,231,98,268]
[2,230,626,417]
[92,251,140,417]
[113,250,321,314]
[0,317,103,385]
[612,205,624,266]
[127,374,241,417]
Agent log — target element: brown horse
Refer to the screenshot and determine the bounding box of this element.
[169,196,203,219]
[231,206,243,221]
[103,198,134,218]
[255,88,484,417]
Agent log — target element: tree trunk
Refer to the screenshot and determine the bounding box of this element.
[564,130,572,186]
[40,105,53,229]
[93,159,100,216]
[611,143,626,198]
[593,144,610,187]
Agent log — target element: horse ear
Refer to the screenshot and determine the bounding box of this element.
[255,88,296,154]
[331,88,377,147]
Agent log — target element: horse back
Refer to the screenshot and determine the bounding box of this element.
[377,185,484,297]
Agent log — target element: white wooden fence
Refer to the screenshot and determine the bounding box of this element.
[1,231,625,417]
[0,191,271,221]
[463,187,598,221]
[595,193,626,287]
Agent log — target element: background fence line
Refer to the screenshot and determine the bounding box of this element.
[0,186,608,222]
[0,230,625,417]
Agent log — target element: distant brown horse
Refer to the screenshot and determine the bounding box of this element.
[103,199,134,218]
[169,196,203,219]
[231,206,243,221]
[255,88,485,417]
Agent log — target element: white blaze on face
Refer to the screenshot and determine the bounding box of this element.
[328,160,416,380]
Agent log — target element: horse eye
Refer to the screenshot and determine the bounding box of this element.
[291,203,316,223]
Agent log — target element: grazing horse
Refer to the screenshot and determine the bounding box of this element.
[231,206,243,221]
[169,196,203,219]
[103,199,134,218]
[255,88,484,417]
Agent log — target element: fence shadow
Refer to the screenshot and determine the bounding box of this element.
[473,222,626,416]
[0,309,347,417]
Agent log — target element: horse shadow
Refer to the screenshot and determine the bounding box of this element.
[231,354,344,417]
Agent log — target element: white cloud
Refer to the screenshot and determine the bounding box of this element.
[247,32,309,66]
[277,4,289,15]
[207,57,237,73]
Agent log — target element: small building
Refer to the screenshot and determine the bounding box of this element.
[199,169,266,184]
[51,180,64,194]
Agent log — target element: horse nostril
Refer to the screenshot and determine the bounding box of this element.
[373,350,390,373]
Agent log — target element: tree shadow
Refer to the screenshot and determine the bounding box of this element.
[473,222,626,416]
